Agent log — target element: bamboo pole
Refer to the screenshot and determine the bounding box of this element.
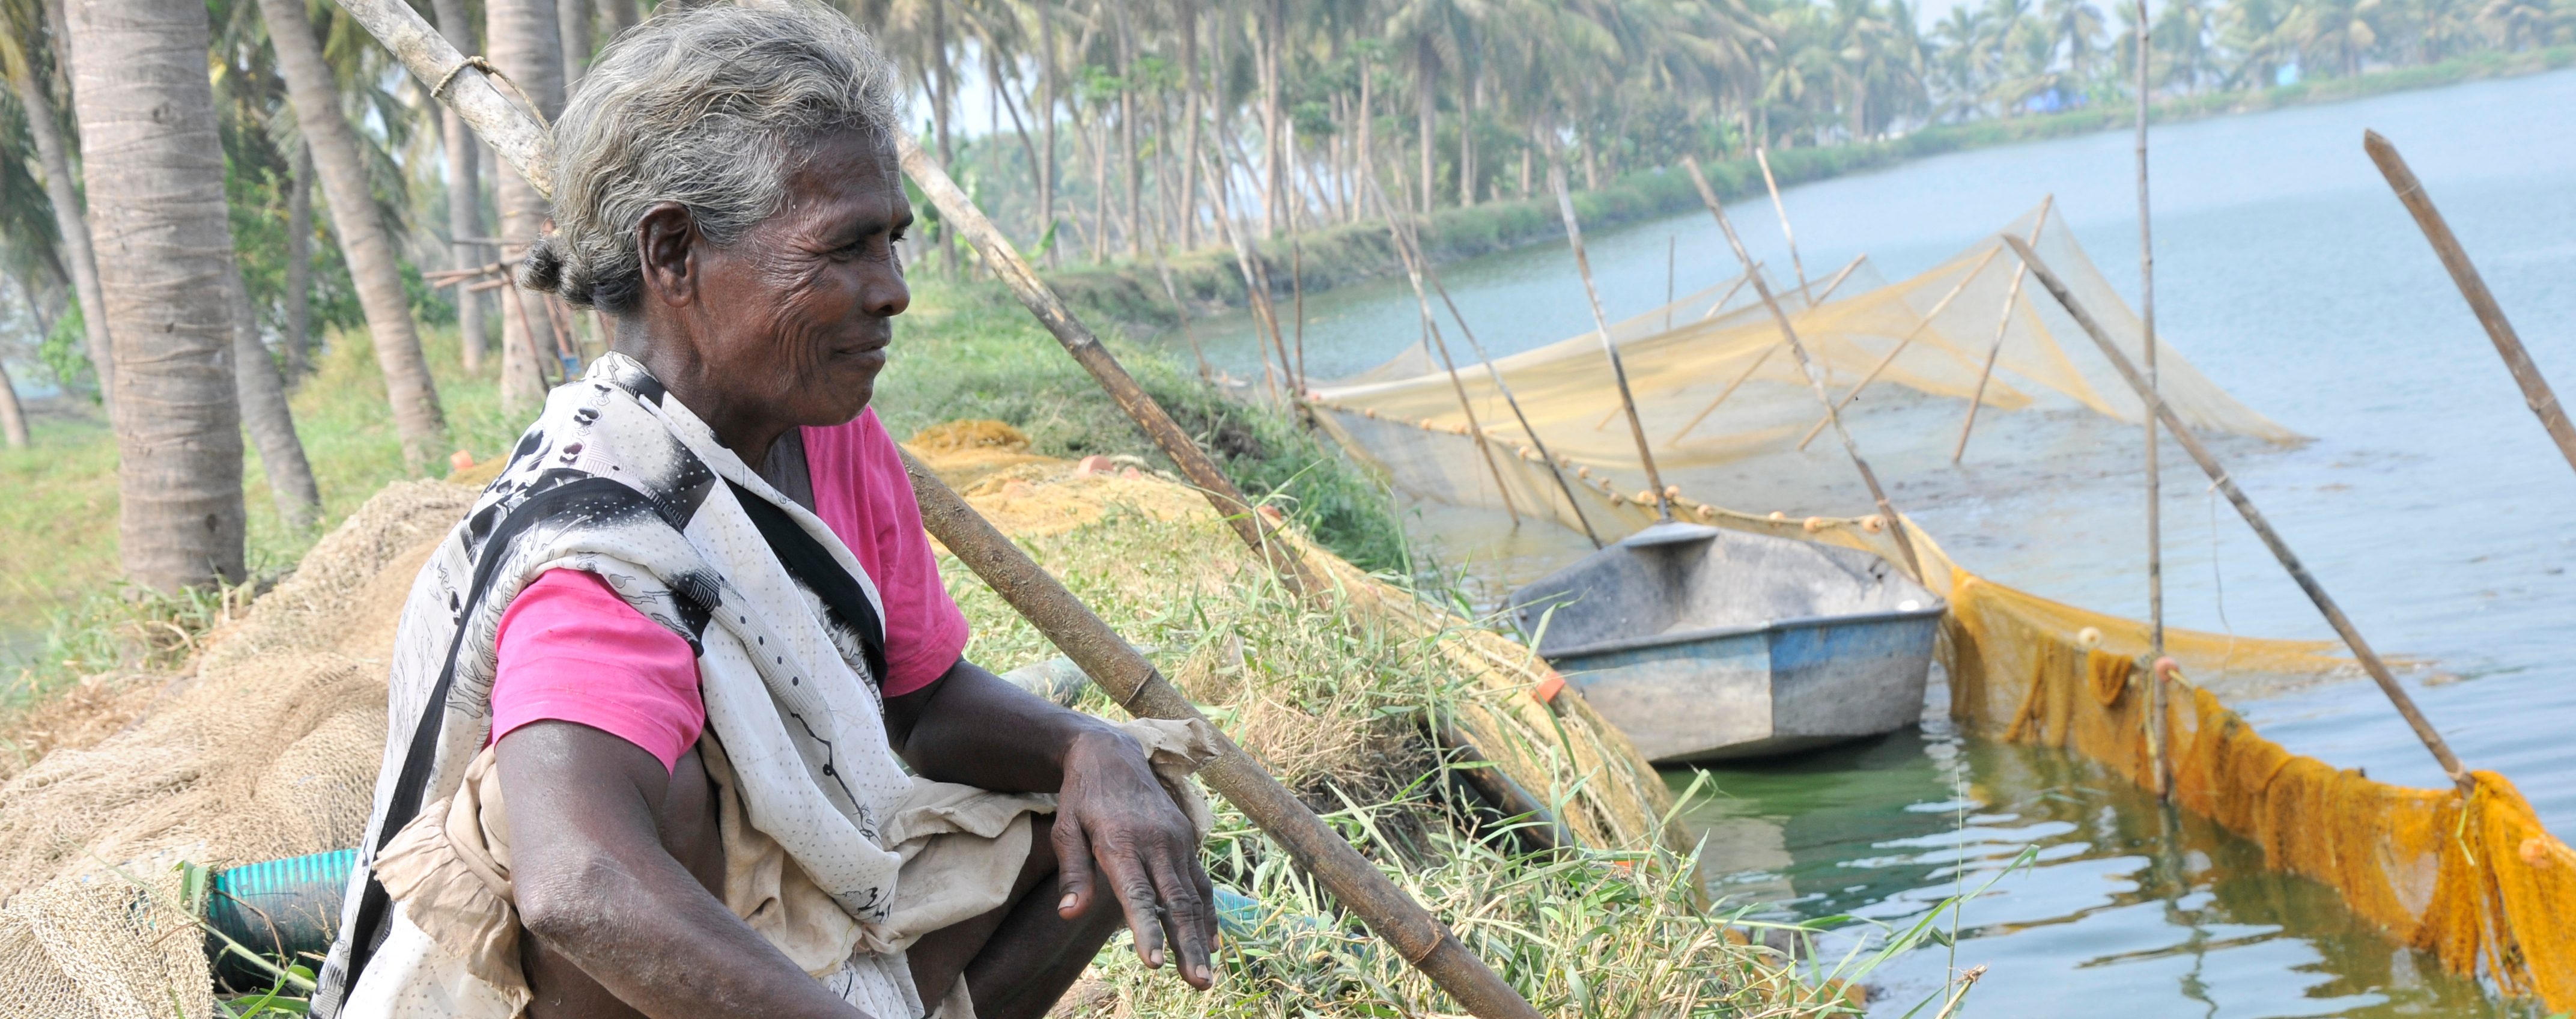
[899,454,1545,1019]
[333,0,1537,1011]
[1659,254,1867,437]
[1359,183,1521,525]
[1793,204,2038,451]
[2136,14,2170,800]
[2004,235,2471,788]
[1364,170,1605,547]
[1291,233,1307,394]
[1201,150,1289,401]
[1683,156,1925,579]
[1755,147,1811,303]
[2365,130,2576,478]
[1951,213,2050,463]
[1701,270,1755,320]
[1552,163,1673,520]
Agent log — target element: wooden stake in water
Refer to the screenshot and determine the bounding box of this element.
[2365,130,2576,478]
[2136,2,2171,800]
[1364,169,1604,547]
[2005,235,2471,789]
[1793,214,2029,451]
[1755,147,1812,303]
[1952,205,2055,463]
[1659,254,1867,439]
[1683,156,1925,578]
[1553,163,1673,520]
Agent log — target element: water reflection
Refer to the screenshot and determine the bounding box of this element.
[1678,709,2525,1017]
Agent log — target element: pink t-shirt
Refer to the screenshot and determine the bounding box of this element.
[488,409,970,771]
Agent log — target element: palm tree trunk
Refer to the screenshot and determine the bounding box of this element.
[284,141,315,378]
[1415,42,1435,215]
[489,0,562,415]
[1456,68,1475,207]
[2,33,117,424]
[1356,58,1373,218]
[431,0,485,373]
[64,0,247,590]
[225,258,320,530]
[557,0,591,86]
[0,360,27,448]
[1039,3,1060,267]
[1177,0,1200,249]
[603,0,636,38]
[1257,3,1281,237]
[260,0,451,469]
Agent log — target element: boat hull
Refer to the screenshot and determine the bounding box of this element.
[1548,609,1942,764]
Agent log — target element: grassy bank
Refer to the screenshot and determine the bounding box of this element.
[1045,44,2576,329]
[0,279,1405,708]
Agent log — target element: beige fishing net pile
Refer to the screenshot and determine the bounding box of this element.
[0,481,473,1018]
[1308,202,2298,537]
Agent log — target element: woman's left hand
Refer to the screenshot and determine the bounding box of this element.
[1049,728,1218,989]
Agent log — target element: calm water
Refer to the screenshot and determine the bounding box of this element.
[1163,70,2576,1015]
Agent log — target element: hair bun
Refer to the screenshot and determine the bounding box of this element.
[519,234,568,293]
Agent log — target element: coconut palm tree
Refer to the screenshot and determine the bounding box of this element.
[258,0,450,470]
[62,0,248,589]
[490,0,564,414]
[0,0,114,424]
[431,0,487,374]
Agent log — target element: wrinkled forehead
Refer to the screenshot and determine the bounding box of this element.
[773,127,907,225]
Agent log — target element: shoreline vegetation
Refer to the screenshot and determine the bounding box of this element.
[1042,44,2576,330]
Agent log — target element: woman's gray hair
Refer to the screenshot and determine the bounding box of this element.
[521,0,902,311]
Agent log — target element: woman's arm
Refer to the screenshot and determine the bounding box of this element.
[497,721,870,1019]
[882,660,1218,989]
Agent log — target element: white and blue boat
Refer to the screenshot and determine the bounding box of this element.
[1509,522,1946,764]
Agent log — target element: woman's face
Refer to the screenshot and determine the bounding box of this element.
[688,127,912,431]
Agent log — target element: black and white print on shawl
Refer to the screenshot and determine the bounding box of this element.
[312,352,930,1018]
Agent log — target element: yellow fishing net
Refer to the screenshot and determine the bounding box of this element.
[1308,202,2298,535]
[1305,208,2576,1010]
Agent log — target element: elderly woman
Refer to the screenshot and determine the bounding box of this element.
[311,5,1217,1018]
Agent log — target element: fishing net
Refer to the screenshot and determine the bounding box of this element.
[1307,202,2300,535]
[1303,207,2576,1010]
[0,481,472,1017]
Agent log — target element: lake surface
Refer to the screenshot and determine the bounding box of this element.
[1162,70,2576,1015]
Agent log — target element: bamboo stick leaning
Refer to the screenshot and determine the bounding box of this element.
[1358,178,1522,525]
[1552,163,1675,520]
[1665,254,1865,439]
[2136,20,2172,799]
[1952,208,2051,463]
[2002,234,2472,789]
[321,2,1540,1014]
[1364,171,1605,548]
[2365,130,2576,479]
[1755,147,1812,303]
[1792,204,2036,451]
[1683,157,1927,579]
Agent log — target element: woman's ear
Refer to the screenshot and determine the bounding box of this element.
[636,202,699,307]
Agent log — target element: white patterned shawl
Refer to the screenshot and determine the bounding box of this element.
[312,353,926,1018]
